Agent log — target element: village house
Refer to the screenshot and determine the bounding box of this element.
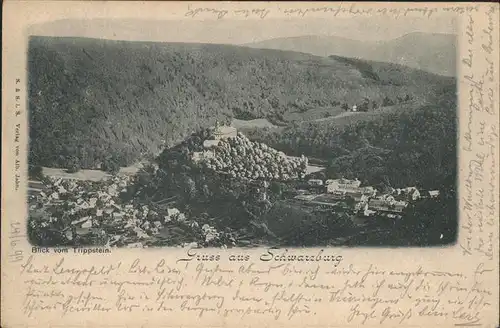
[354,202,366,213]
[428,190,440,198]
[418,189,441,199]
[343,190,369,202]
[328,190,348,201]
[326,178,362,193]
[393,187,421,201]
[362,186,377,197]
[362,205,377,217]
[325,178,361,188]
[392,200,409,207]
[373,199,407,213]
[376,194,396,204]
[385,187,396,195]
[308,179,324,186]
[324,178,376,204]
[363,198,408,218]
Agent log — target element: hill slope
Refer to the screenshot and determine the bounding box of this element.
[28,36,454,170]
[243,32,457,77]
[245,82,457,190]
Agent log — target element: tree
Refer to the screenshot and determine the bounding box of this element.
[183,175,197,200]
[66,156,81,173]
[270,181,282,196]
[102,158,120,174]
[358,99,370,112]
[29,165,44,179]
[382,97,395,106]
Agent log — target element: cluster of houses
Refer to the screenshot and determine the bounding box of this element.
[29,175,193,245]
[296,178,440,219]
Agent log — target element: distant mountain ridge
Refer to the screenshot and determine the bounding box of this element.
[243,32,457,77]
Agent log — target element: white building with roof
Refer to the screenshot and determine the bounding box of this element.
[428,190,440,198]
[203,139,221,148]
[394,187,421,201]
[308,179,324,186]
[326,178,362,193]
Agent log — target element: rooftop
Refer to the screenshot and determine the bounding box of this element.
[368,199,407,212]
[213,125,237,135]
[203,140,220,148]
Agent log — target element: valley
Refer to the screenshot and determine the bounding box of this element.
[27,35,458,248]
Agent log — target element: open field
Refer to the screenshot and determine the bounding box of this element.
[33,162,144,182]
[231,118,278,129]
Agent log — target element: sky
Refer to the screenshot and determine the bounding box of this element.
[27,14,458,44]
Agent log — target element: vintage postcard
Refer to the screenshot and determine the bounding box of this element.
[2,1,499,327]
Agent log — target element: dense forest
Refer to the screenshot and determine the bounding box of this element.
[28,36,455,171]
[245,83,457,190]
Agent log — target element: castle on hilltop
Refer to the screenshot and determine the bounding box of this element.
[192,121,238,162]
[203,121,237,148]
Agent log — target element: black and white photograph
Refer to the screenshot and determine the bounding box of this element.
[27,15,458,249]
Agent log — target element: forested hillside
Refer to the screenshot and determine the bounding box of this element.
[28,36,454,170]
[245,83,457,190]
